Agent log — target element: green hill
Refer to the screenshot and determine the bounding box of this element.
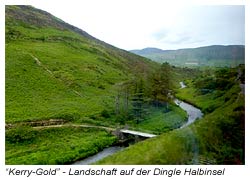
[6,5,185,165]
[131,45,245,67]
[6,5,157,124]
[5,5,159,164]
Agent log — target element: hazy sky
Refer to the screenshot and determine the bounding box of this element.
[30,0,244,50]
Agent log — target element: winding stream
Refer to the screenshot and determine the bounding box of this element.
[72,146,125,165]
[174,99,203,128]
[180,81,187,88]
[176,82,203,128]
[72,81,203,165]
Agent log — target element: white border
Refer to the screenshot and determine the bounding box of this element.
[0,0,5,178]
[1,0,249,179]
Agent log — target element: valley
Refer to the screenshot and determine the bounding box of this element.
[5,5,245,165]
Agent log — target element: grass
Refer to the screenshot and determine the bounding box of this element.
[5,40,128,123]
[131,105,187,134]
[97,83,244,164]
[6,126,117,165]
[5,6,166,165]
[5,7,155,165]
[175,86,224,113]
[97,127,197,164]
[5,10,156,124]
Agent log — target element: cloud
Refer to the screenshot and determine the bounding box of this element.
[152,29,204,45]
[148,5,244,50]
[151,29,169,41]
[33,3,244,50]
[162,33,192,44]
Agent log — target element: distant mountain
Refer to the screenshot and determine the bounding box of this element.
[131,45,245,67]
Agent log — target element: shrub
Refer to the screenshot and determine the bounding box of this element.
[54,112,80,121]
[6,126,37,144]
[101,109,110,118]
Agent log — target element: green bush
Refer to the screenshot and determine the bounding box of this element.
[101,109,110,118]
[6,126,37,144]
[53,112,80,121]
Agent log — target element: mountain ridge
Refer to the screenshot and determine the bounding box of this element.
[6,5,97,41]
[6,5,155,72]
[131,45,245,67]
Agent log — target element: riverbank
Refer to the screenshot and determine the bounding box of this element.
[96,78,244,164]
[72,82,204,165]
[5,126,117,165]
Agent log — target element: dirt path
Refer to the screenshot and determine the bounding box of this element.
[7,119,157,138]
[6,119,114,131]
[29,54,83,97]
[33,123,115,131]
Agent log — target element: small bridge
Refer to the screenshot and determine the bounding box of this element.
[113,129,157,145]
[120,129,157,138]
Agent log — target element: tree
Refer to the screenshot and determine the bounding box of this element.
[150,62,172,105]
[115,81,132,124]
[131,78,148,124]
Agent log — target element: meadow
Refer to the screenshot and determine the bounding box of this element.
[6,126,117,164]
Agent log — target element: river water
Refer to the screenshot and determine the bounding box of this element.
[174,99,203,128]
[175,82,203,128]
[72,146,125,165]
[180,82,187,88]
[72,82,203,165]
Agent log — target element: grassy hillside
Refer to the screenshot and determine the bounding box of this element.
[131,45,245,67]
[6,5,188,165]
[6,5,157,124]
